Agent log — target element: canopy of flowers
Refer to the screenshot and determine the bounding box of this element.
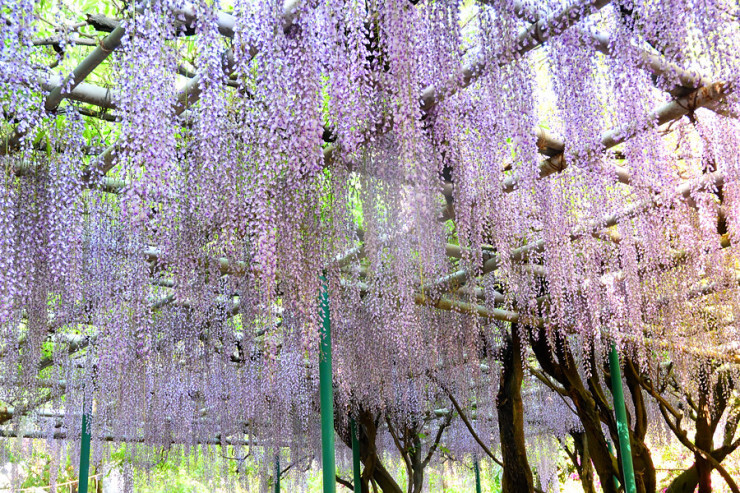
[0,0,739,492]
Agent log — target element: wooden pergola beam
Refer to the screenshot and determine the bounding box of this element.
[0,26,126,155]
[501,82,732,192]
[90,1,303,179]
[420,0,613,114]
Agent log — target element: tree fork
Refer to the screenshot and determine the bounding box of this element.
[695,366,721,493]
[666,443,740,493]
[527,327,620,493]
[338,410,403,493]
[572,432,596,493]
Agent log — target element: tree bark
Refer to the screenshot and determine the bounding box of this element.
[622,358,657,493]
[667,465,700,493]
[528,327,620,493]
[409,432,424,493]
[693,365,730,493]
[572,432,596,493]
[497,325,534,493]
[338,410,403,493]
[666,444,739,493]
[695,392,714,493]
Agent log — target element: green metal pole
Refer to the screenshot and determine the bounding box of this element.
[275,456,280,493]
[350,419,362,493]
[609,344,637,493]
[78,399,91,493]
[606,440,620,490]
[474,460,482,493]
[319,274,336,493]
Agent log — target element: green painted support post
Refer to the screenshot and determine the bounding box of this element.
[350,419,362,493]
[319,274,336,493]
[474,460,482,493]
[606,440,620,490]
[275,456,280,493]
[78,399,91,493]
[609,344,637,493]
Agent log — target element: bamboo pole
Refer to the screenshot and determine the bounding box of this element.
[474,460,482,493]
[606,440,620,491]
[323,0,612,169]
[351,419,362,493]
[501,82,732,193]
[275,456,280,493]
[429,170,727,295]
[0,428,255,445]
[609,345,637,493]
[583,29,711,92]
[44,26,126,113]
[0,26,126,155]
[339,277,740,364]
[41,80,117,110]
[319,274,336,493]
[78,398,92,493]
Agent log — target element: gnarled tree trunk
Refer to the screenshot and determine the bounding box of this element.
[338,409,403,493]
[571,431,596,493]
[622,358,656,493]
[528,326,620,493]
[497,325,534,493]
[408,432,424,493]
[666,444,740,493]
